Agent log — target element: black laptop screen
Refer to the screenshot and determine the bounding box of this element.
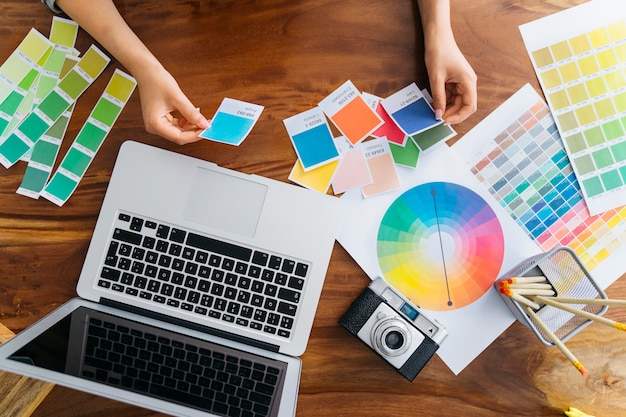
[8,306,287,417]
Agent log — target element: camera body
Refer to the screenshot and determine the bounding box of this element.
[339,277,447,381]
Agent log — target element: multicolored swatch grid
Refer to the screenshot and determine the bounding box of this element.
[462,88,626,271]
[520,2,626,215]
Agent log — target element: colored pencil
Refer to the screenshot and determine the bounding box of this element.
[534,295,626,332]
[525,306,588,376]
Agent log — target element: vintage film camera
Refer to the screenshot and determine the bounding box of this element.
[339,277,447,381]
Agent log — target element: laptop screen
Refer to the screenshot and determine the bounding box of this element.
[7,305,288,417]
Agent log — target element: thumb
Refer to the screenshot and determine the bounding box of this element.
[177,99,210,129]
[429,80,446,120]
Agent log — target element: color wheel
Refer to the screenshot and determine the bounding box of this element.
[377,182,505,311]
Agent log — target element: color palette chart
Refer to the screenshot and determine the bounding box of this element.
[0,45,110,168]
[377,181,505,311]
[452,84,626,284]
[41,69,137,206]
[520,0,626,215]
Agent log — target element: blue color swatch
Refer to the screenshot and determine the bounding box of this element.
[292,124,339,170]
[391,98,439,135]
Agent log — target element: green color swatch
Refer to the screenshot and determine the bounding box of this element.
[41,69,136,206]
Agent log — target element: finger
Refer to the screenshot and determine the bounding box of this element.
[429,77,447,121]
[175,97,210,130]
[443,83,477,124]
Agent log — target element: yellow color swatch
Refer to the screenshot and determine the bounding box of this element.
[77,45,110,79]
[558,111,578,132]
[605,70,625,90]
[16,29,52,62]
[607,20,626,42]
[614,91,626,112]
[566,83,588,104]
[549,90,570,110]
[588,27,610,48]
[575,104,597,126]
[551,40,572,61]
[596,49,618,69]
[558,61,580,83]
[532,47,553,68]
[105,70,137,102]
[577,55,599,76]
[585,76,608,97]
[569,33,591,55]
[289,159,338,194]
[594,98,616,119]
[49,17,79,48]
[540,68,562,89]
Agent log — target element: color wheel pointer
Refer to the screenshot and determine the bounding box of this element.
[431,188,453,307]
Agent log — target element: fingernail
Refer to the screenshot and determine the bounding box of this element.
[435,109,444,120]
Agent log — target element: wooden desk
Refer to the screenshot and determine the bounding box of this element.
[1,0,625,415]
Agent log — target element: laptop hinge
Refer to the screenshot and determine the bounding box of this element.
[101,298,281,353]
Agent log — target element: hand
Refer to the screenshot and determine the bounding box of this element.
[135,66,210,145]
[424,35,477,125]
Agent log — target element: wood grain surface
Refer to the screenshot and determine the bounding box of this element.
[1,0,625,416]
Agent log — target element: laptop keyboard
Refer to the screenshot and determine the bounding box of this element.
[96,212,310,340]
[83,312,286,417]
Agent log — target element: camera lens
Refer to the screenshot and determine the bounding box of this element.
[385,330,405,350]
[371,317,411,358]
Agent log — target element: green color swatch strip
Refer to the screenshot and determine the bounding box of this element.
[16,108,74,198]
[0,45,110,168]
[0,29,52,104]
[41,69,136,206]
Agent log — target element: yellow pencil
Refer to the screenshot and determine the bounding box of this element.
[525,306,588,376]
[534,295,626,332]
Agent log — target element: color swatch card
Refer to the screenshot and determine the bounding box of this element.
[389,136,420,168]
[318,80,383,145]
[362,92,407,145]
[0,29,53,139]
[331,137,373,195]
[17,56,79,198]
[283,106,340,171]
[410,123,455,151]
[360,137,400,198]
[16,106,74,198]
[0,45,110,168]
[48,16,79,51]
[288,158,339,194]
[0,28,52,105]
[520,0,626,215]
[451,84,626,290]
[41,69,136,206]
[199,98,264,145]
[380,83,442,136]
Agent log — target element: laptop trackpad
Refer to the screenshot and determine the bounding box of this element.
[183,167,267,238]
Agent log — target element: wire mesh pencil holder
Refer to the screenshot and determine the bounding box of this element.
[495,246,608,347]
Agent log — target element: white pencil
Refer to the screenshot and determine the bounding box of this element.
[549,297,626,307]
[534,295,626,332]
[508,283,554,290]
[506,276,547,284]
[510,288,555,296]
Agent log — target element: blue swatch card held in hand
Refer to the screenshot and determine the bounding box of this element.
[200,98,264,146]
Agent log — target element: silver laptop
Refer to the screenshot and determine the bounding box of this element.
[0,140,343,417]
